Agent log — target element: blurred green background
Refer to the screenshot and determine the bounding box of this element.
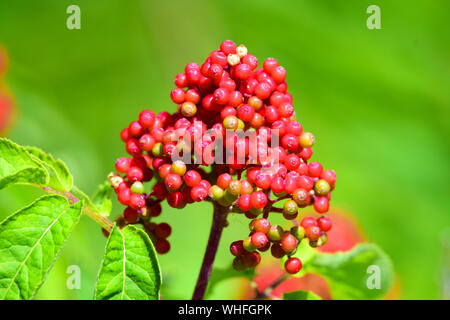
[0,0,449,299]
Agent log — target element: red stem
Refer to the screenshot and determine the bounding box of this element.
[192,203,229,300]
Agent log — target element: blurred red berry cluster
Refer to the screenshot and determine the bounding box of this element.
[109,40,337,272]
[0,46,15,136]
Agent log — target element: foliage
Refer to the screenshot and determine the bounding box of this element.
[0,138,161,300]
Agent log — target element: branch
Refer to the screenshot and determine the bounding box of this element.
[192,203,229,300]
[40,186,114,232]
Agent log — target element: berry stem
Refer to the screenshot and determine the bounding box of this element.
[40,185,114,232]
[192,203,229,300]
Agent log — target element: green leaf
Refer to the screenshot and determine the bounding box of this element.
[0,195,83,300]
[25,146,73,192]
[91,181,113,217]
[94,224,161,300]
[306,243,394,300]
[0,138,48,190]
[283,290,322,300]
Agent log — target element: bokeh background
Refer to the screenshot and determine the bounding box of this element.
[0,0,449,299]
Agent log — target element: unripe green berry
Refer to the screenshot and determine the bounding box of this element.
[152,142,164,157]
[237,119,245,130]
[314,179,330,196]
[224,189,239,203]
[243,236,256,252]
[218,196,233,207]
[290,226,306,241]
[268,225,284,242]
[309,240,318,248]
[249,207,263,216]
[209,185,224,201]
[283,200,298,217]
[286,247,297,256]
[317,232,328,246]
[227,180,242,196]
[130,181,145,194]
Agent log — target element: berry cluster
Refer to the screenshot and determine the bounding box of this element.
[109,40,337,271]
[0,46,14,136]
[230,215,332,274]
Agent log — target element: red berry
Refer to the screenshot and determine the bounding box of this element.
[184,170,202,187]
[117,188,131,205]
[150,202,162,217]
[308,161,323,177]
[271,243,285,259]
[190,186,208,202]
[155,239,170,254]
[230,240,245,256]
[242,251,261,268]
[235,63,252,79]
[254,82,272,99]
[228,90,243,107]
[237,104,255,122]
[271,66,286,83]
[123,207,139,223]
[286,121,302,136]
[129,193,145,210]
[155,223,172,239]
[281,234,298,253]
[128,121,145,137]
[301,216,318,229]
[314,196,329,213]
[320,169,337,185]
[317,216,332,232]
[153,182,168,200]
[281,133,300,152]
[115,157,131,173]
[220,40,237,55]
[217,173,232,189]
[175,73,187,87]
[120,128,130,142]
[263,58,279,74]
[298,175,314,191]
[285,257,302,274]
[210,50,227,66]
[252,218,270,234]
[255,173,271,190]
[270,176,285,194]
[127,166,143,182]
[126,139,141,156]
[170,88,185,104]
[238,194,252,211]
[250,191,268,209]
[278,103,294,118]
[167,191,186,208]
[305,226,321,241]
[242,54,258,69]
[158,164,172,179]
[165,173,183,191]
[251,232,268,249]
[139,134,155,151]
[284,154,301,171]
